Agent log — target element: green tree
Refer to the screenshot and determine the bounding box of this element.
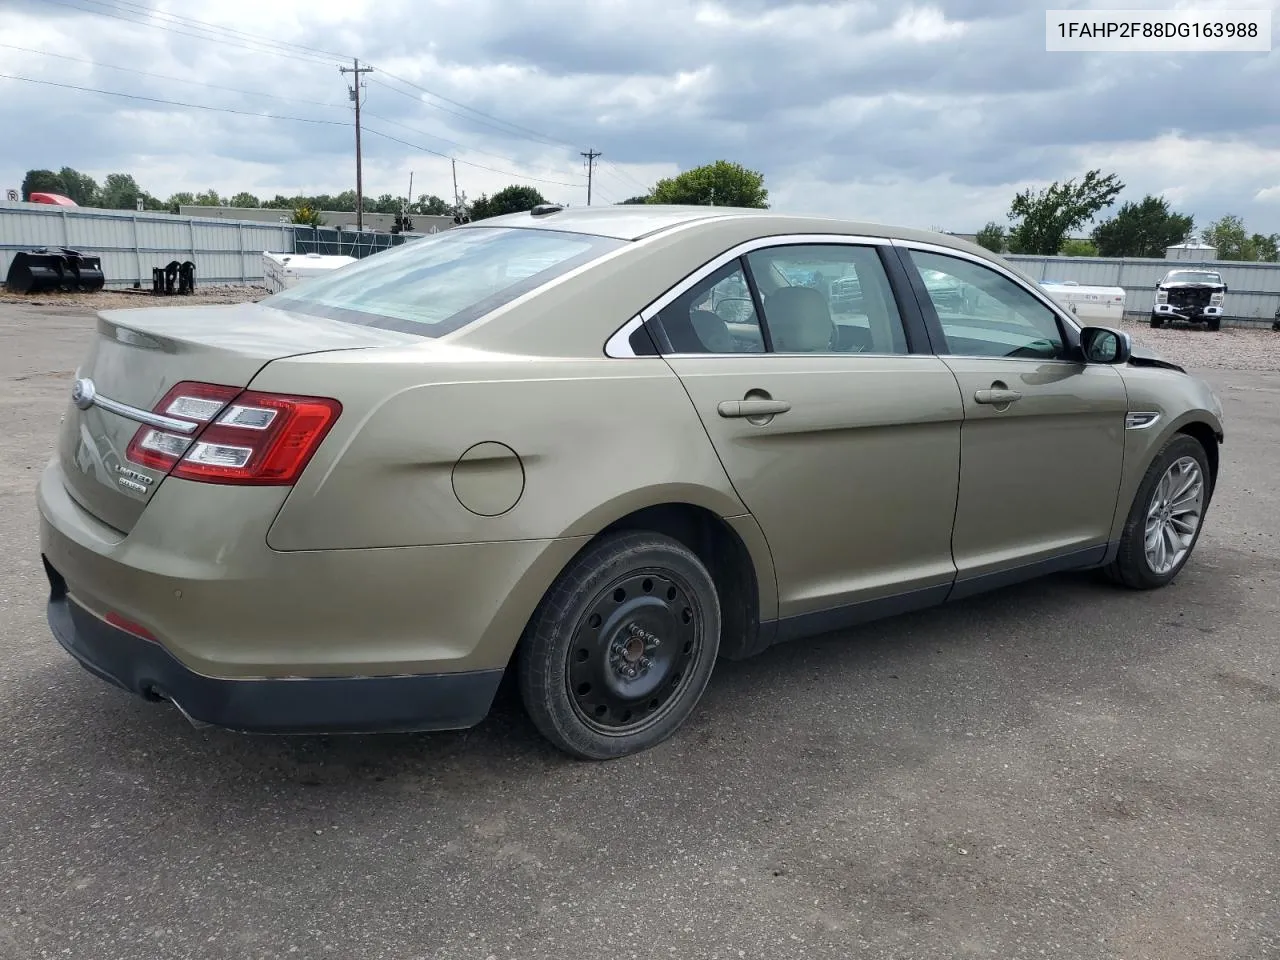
[1090,195,1194,258]
[1249,233,1279,263]
[291,204,323,227]
[194,188,223,207]
[57,167,100,206]
[329,190,357,212]
[649,160,768,207]
[229,192,260,208]
[414,194,450,215]
[1201,215,1257,260]
[1059,238,1098,257]
[369,193,401,214]
[974,222,1006,253]
[470,184,548,221]
[166,191,195,213]
[1006,169,1124,256]
[21,169,64,199]
[100,172,142,210]
[620,195,650,205]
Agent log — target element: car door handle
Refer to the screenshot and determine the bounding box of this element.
[974,388,1023,405]
[717,399,792,418]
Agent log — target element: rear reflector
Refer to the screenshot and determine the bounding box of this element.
[104,610,157,642]
[124,381,341,486]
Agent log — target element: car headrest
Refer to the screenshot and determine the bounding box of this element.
[767,286,833,352]
[688,309,733,353]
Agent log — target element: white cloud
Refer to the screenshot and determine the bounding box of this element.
[0,0,1276,232]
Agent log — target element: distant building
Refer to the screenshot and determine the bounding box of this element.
[178,206,455,234]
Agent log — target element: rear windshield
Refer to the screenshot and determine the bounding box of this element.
[264,226,626,337]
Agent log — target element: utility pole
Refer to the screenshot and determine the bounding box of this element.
[339,58,374,231]
[581,149,601,206]
[451,158,469,223]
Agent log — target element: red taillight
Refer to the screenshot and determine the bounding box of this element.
[124,381,341,486]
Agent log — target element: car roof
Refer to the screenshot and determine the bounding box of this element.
[459,204,980,251]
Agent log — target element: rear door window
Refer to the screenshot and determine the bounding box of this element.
[266,226,625,337]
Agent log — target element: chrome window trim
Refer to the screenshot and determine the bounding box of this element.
[892,238,1090,364]
[604,233,895,359]
[604,315,649,358]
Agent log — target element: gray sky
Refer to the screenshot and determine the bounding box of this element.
[1,0,1277,234]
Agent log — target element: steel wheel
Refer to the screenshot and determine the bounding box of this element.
[1143,455,1205,576]
[518,531,722,760]
[566,570,703,736]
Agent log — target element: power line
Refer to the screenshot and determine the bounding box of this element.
[0,73,348,126]
[371,71,574,150]
[21,0,647,196]
[48,0,583,154]
[41,0,338,66]
[362,110,585,183]
[599,159,653,194]
[0,43,341,108]
[0,72,585,189]
[364,78,569,151]
[87,0,352,61]
[361,127,585,188]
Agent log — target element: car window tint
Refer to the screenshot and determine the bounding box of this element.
[745,245,908,355]
[265,226,625,338]
[909,251,1065,360]
[654,260,765,354]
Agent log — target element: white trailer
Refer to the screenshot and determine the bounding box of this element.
[261,251,356,293]
[1039,280,1126,325]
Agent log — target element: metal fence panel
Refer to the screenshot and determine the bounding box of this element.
[0,201,295,288]
[1007,254,1280,326]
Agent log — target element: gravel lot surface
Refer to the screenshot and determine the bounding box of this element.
[1,305,1277,960]
[1124,318,1280,372]
[0,285,268,310]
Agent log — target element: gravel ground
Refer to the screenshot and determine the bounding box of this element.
[0,285,267,310]
[1123,318,1280,371]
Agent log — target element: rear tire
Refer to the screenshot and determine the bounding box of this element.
[1104,434,1212,590]
[1207,317,1221,332]
[517,531,721,760]
[1149,314,1164,328]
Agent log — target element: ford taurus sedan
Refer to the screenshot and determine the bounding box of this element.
[38,205,1225,759]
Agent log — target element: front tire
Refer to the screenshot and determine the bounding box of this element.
[1105,434,1212,590]
[1150,314,1164,328]
[1206,317,1221,332]
[517,531,721,760]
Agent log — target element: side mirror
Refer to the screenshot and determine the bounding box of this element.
[1080,326,1132,364]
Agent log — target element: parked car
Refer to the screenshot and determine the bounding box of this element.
[1151,269,1227,330]
[38,205,1225,760]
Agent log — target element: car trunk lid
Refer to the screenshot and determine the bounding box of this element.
[58,302,419,534]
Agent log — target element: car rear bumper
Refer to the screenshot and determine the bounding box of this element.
[45,559,503,733]
[36,456,587,730]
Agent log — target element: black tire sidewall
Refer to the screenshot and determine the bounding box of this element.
[517,532,722,760]
[1114,434,1212,589]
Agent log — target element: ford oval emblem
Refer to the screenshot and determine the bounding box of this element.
[71,377,96,411]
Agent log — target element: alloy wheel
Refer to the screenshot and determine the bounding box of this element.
[1144,455,1205,575]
